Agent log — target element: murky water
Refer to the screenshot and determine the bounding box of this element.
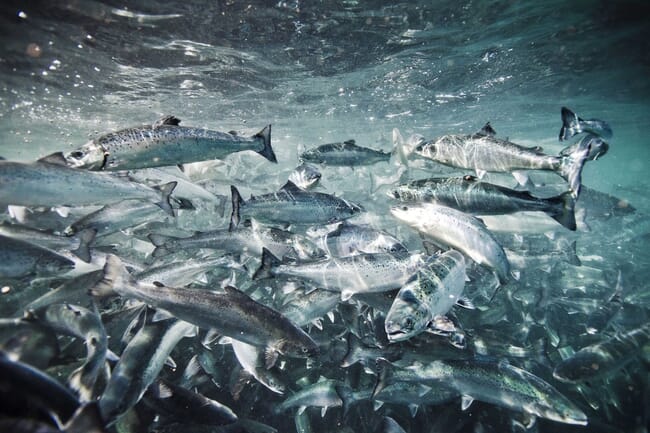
[1,1,648,432]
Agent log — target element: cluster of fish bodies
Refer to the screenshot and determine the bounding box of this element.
[2,108,642,433]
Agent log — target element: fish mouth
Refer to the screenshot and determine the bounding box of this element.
[100,151,110,170]
[386,329,410,342]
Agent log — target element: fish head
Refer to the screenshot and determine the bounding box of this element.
[370,233,409,256]
[384,287,431,342]
[278,335,320,360]
[413,139,437,159]
[552,349,606,383]
[582,134,609,160]
[531,394,589,426]
[62,140,108,169]
[389,205,419,226]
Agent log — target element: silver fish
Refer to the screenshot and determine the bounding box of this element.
[254,248,424,301]
[279,287,340,328]
[385,250,467,342]
[390,203,510,284]
[98,316,196,423]
[0,160,177,216]
[93,255,319,367]
[134,254,243,286]
[553,323,650,383]
[373,382,459,418]
[0,234,75,280]
[411,123,590,196]
[64,200,174,238]
[148,220,324,261]
[274,378,343,415]
[0,222,96,263]
[560,134,609,161]
[559,107,613,141]
[144,378,238,425]
[300,140,391,166]
[230,339,286,395]
[375,357,588,425]
[46,116,275,170]
[314,221,408,257]
[389,175,577,231]
[230,181,363,228]
[26,303,107,402]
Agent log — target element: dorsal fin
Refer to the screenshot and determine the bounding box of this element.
[154,115,181,127]
[280,180,301,192]
[37,152,69,165]
[477,122,496,137]
[223,286,250,299]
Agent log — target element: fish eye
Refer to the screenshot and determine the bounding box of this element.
[70,151,84,159]
[404,318,414,329]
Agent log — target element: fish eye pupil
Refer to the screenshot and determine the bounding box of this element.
[70,151,84,158]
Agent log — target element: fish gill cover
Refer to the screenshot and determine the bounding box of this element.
[0,1,649,433]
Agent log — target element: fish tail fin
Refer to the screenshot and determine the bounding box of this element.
[563,240,582,266]
[172,196,195,210]
[340,333,363,368]
[252,247,280,280]
[254,125,276,163]
[390,128,410,167]
[372,358,393,398]
[546,191,577,231]
[72,228,96,263]
[68,365,94,402]
[559,138,590,198]
[229,186,244,231]
[153,181,177,216]
[89,254,133,297]
[63,402,105,433]
[147,233,175,258]
[559,107,582,141]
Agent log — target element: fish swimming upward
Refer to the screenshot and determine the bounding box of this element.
[42,115,276,170]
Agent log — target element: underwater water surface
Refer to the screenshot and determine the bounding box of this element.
[0,1,649,432]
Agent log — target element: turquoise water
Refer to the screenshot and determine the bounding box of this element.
[0,1,648,432]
